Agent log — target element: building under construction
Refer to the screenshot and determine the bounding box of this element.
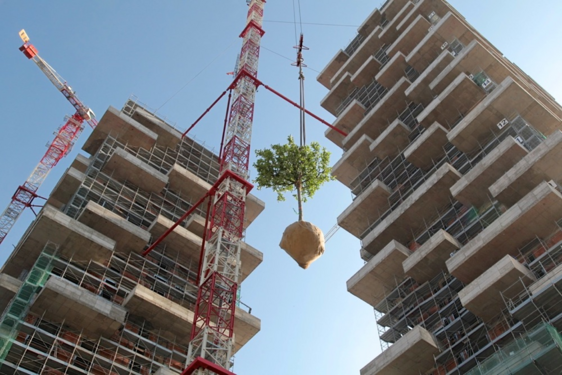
[0,97,264,374]
[320,0,562,374]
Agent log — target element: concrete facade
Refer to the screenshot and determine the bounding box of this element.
[0,98,263,374]
[320,0,562,373]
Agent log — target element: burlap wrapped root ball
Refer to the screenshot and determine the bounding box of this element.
[279,221,325,269]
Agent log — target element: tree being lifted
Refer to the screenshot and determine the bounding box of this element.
[254,135,334,269]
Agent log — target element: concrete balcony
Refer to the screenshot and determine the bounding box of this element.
[31,276,126,338]
[430,40,502,96]
[102,147,168,193]
[490,131,562,207]
[83,106,157,156]
[325,100,365,148]
[78,201,151,255]
[330,26,384,88]
[350,0,419,87]
[320,73,355,117]
[343,77,411,149]
[404,122,449,170]
[186,214,206,237]
[417,73,485,128]
[0,273,22,313]
[347,240,411,308]
[386,14,431,63]
[338,180,391,238]
[405,48,455,106]
[362,163,461,255]
[378,0,417,43]
[1,205,115,280]
[447,181,562,284]
[70,153,90,173]
[332,134,375,187]
[403,229,461,284]
[360,326,440,375]
[406,12,473,71]
[317,50,349,89]
[451,137,528,207]
[370,119,412,160]
[448,77,560,153]
[123,284,260,352]
[149,215,262,282]
[458,255,535,323]
[168,163,212,201]
[46,167,85,210]
[129,105,182,150]
[365,52,409,88]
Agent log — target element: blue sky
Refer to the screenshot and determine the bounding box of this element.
[0,1,561,374]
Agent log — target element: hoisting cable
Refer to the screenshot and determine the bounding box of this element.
[293,34,308,147]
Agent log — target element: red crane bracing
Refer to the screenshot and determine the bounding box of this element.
[0,30,98,247]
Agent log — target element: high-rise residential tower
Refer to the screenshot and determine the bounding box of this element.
[319,1,562,374]
[0,98,263,374]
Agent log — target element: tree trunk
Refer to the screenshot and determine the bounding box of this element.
[296,180,303,221]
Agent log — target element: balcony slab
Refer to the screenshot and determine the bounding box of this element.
[317,50,349,89]
[459,255,535,322]
[374,53,409,88]
[124,284,260,352]
[46,167,85,210]
[168,163,212,201]
[387,14,431,63]
[362,163,461,255]
[83,106,157,156]
[102,147,168,193]
[405,49,455,106]
[330,26,384,88]
[1,205,115,280]
[332,134,374,187]
[130,106,182,150]
[370,119,412,160]
[325,100,365,148]
[78,201,150,255]
[451,137,528,207]
[490,131,562,207]
[448,77,560,153]
[417,73,485,128]
[404,122,449,170]
[447,181,562,284]
[407,12,472,72]
[347,240,411,308]
[320,73,355,117]
[360,326,440,375]
[403,229,460,284]
[149,215,261,282]
[338,180,392,238]
[31,276,126,338]
[343,77,411,149]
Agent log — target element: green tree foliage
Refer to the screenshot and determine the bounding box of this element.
[253,135,334,221]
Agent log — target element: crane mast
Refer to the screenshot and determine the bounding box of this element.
[185,1,265,374]
[0,31,97,246]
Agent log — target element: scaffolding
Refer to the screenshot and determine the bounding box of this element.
[344,33,366,57]
[336,77,388,117]
[355,114,545,241]
[464,323,562,375]
[0,239,253,375]
[375,272,465,350]
[64,135,213,230]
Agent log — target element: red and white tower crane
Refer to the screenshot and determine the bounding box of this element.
[183,1,265,373]
[0,30,97,246]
